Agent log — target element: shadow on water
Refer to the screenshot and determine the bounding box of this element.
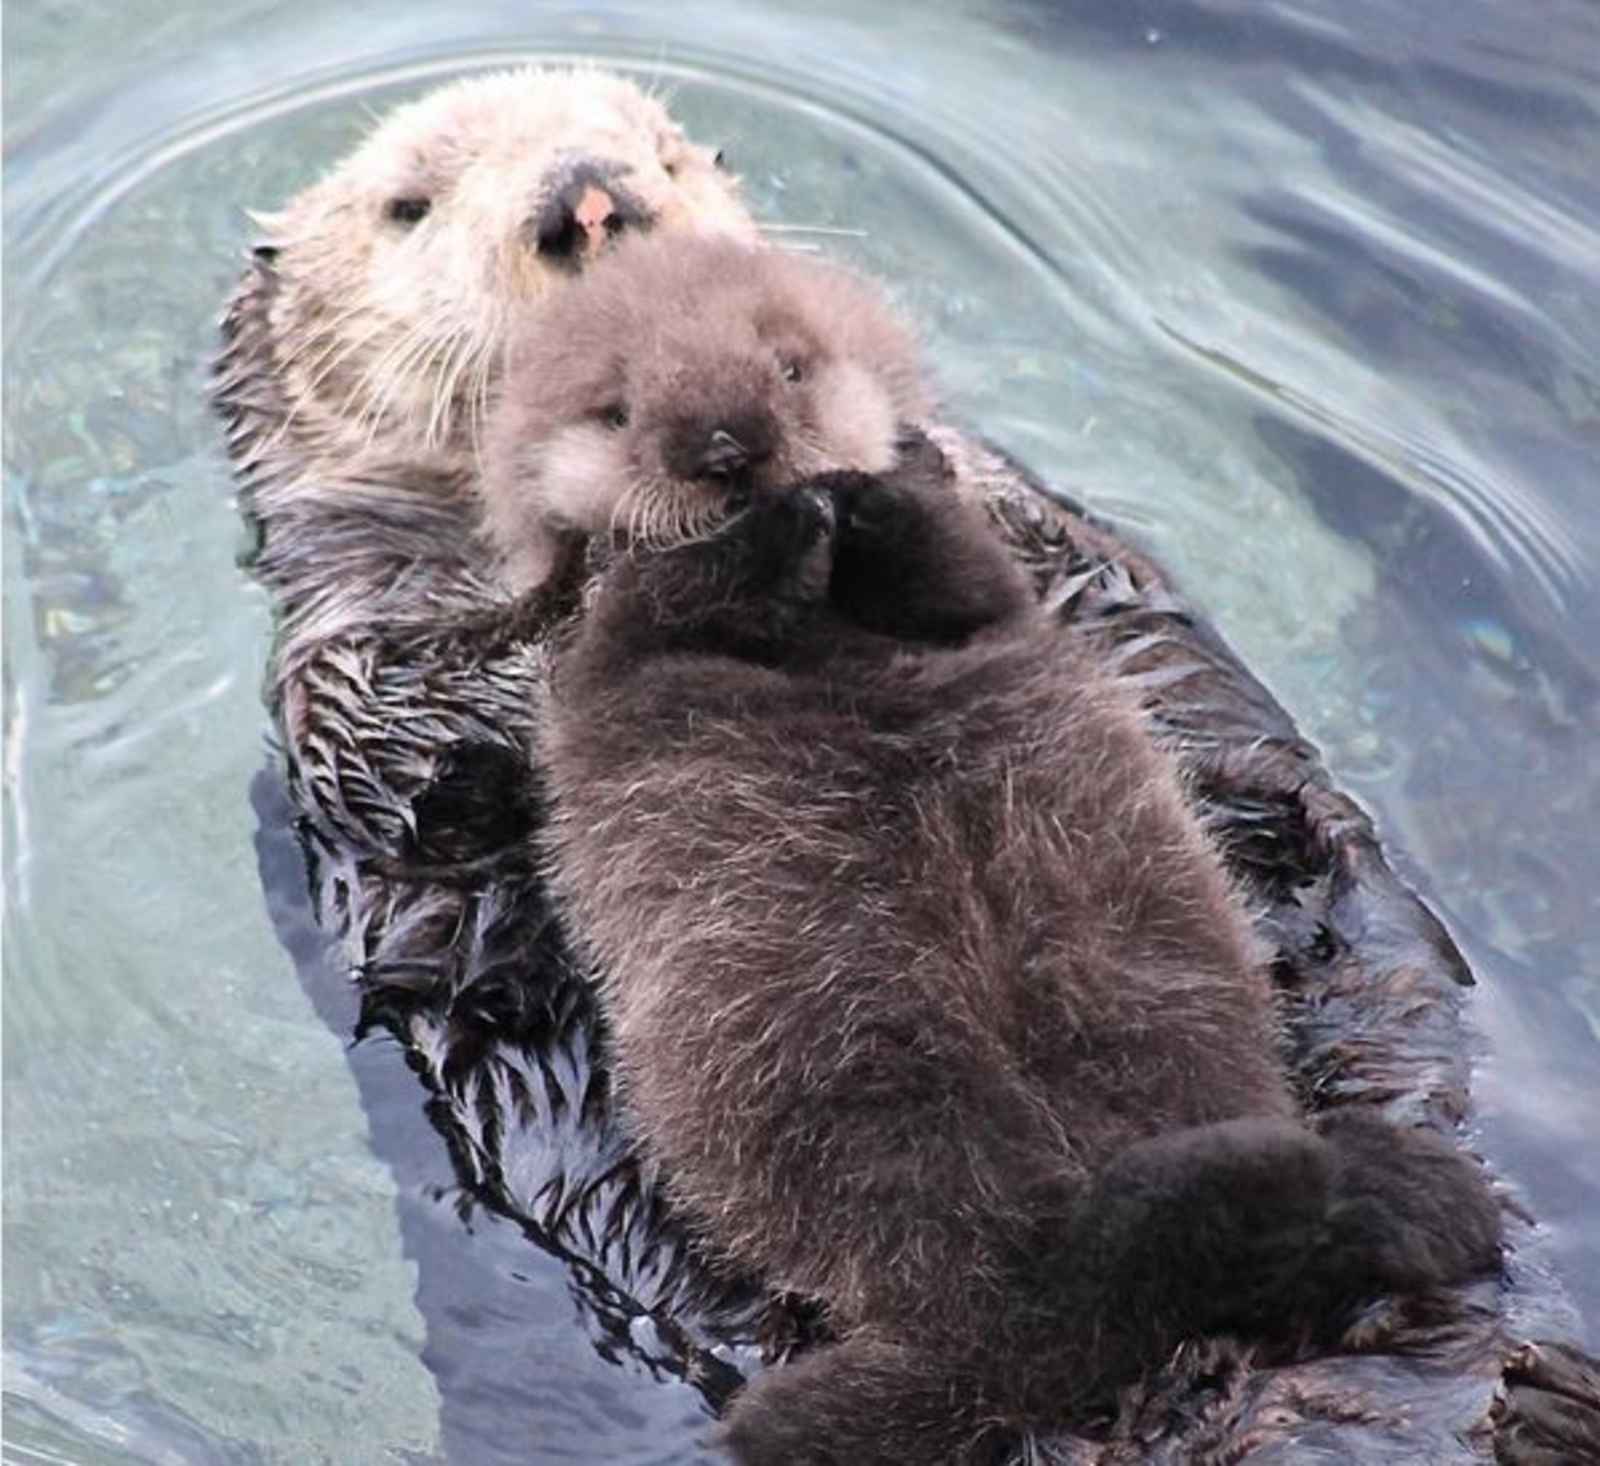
[5,1,1598,1461]
[248,770,727,1466]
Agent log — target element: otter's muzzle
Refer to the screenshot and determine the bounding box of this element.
[531,163,651,266]
[666,412,778,484]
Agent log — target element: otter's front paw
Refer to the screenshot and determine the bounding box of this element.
[827,471,922,546]
[726,487,835,600]
[586,487,836,666]
[816,457,1031,645]
[745,484,834,554]
[826,438,950,545]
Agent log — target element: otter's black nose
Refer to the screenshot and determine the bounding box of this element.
[699,429,751,479]
[531,165,650,265]
[668,415,777,483]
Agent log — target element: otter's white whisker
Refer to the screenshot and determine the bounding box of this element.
[355,319,458,447]
[757,224,869,237]
[425,331,474,449]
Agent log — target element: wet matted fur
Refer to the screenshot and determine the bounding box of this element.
[213,66,1599,1464]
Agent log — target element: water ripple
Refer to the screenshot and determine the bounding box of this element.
[1158,320,1588,614]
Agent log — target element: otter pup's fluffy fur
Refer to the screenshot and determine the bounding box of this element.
[495,248,1504,1462]
[480,234,931,593]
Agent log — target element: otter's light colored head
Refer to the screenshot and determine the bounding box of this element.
[257,68,755,471]
[481,234,933,593]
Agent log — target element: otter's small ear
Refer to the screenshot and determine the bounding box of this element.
[893,425,950,481]
[244,209,285,262]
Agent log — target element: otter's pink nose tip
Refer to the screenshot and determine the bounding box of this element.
[572,185,620,253]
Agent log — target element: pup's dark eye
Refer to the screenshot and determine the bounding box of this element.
[712,149,727,170]
[599,404,630,429]
[386,197,432,226]
[780,359,805,384]
[662,158,680,179]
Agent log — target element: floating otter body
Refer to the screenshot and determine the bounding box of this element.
[499,238,1501,1460]
[214,67,1599,1463]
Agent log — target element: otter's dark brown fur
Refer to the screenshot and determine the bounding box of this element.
[536,449,1501,1462]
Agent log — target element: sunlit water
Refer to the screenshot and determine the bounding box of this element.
[5,1,1598,1461]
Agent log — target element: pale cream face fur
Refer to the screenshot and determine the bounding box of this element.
[528,361,906,541]
[258,68,757,473]
[481,235,934,594]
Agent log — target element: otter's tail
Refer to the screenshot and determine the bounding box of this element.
[720,1335,1014,1466]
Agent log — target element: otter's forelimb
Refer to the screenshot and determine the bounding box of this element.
[569,485,836,681]
[820,436,1036,645]
[573,439,1036,682]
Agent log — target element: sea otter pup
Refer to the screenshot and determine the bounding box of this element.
[488,237,1502,1461]
[546,467,1503,1463]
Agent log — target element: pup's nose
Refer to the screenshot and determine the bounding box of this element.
[667,413,777,482]
[698,429,751,480]
[531,167,649,264]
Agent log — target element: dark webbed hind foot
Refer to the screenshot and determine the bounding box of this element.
[1061,1119,1334,1370]
[1313,1107,1502,1300]
[1047,1115,1503,1408]
[1489,1339,1600,1465]
[816,430,1034,644]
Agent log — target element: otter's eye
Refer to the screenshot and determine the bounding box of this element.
[662,157,680,179]
[386,196,432,226]
[780,359,805,384]
[599,404,630,430]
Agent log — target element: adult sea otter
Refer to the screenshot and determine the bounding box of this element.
[213,65,1599,1464]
